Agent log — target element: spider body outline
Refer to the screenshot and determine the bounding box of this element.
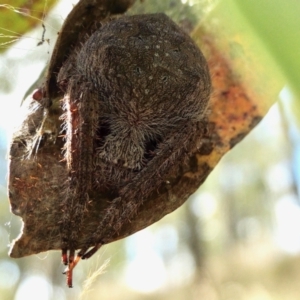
[56,13,211,287]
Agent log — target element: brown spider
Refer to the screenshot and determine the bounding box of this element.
[55,13,211,287]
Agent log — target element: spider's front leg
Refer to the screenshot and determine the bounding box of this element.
[60,77,99,287]
[78,120,207,259]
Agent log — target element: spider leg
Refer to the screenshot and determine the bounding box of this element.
[79,121,206,257]
[79,243,103,260]
[60,78,99,287]
[62,250,81,288]
[62,248,68,265]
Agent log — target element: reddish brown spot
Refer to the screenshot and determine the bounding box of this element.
[62,249,68,265]
[32,89,43,101]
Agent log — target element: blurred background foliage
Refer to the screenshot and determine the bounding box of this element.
[0,0,58,54]
[0,0,300,299]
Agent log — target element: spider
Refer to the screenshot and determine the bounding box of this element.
[56,13,211,287]
[28,13,211,287]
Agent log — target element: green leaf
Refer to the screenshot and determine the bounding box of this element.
[234,0,300,98]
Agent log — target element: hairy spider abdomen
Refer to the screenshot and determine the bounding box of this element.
[76,13,211,169]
